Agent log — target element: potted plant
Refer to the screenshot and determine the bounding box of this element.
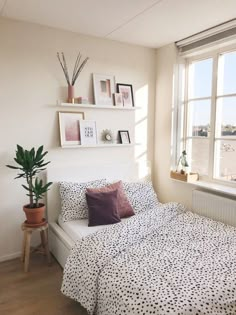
[177,150,189,174]
[6,145,53,224]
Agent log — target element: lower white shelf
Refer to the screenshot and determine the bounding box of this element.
[61,143,138,149]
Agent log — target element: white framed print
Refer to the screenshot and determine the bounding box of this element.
[113,93,123,107]
[93,74,115,106]
[80,120,97,145]
[58,111,84,147]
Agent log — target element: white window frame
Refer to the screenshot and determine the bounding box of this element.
[174,42,236,188]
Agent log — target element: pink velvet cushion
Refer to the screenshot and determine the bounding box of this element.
[86,181,134,218]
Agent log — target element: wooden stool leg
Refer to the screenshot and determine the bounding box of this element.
[24,231,32,272]
[40,229,51,265]
[21,230,27,262]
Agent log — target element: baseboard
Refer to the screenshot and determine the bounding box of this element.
[0,251,21,263]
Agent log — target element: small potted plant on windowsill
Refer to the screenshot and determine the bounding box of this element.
[6,145,53,224]
[170,150,199,182]
[177,150,189,174]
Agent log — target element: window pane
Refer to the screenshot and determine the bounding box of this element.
[214,140,236,181]
[188,100,211,137]
[189,58,213,98]
[218,51,236,95]
[186,138,209,175]
[216,97,236,137]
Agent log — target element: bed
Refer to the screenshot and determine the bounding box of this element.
[47,162,143,267]
[47,164,236,315]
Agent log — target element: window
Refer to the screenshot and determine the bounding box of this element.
[180,47,236,184]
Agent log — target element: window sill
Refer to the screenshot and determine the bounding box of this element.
[171,178,236,197]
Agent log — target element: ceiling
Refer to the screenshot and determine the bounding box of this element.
[1,0,236,48]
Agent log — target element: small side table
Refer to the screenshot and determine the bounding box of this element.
[21,221,51,272]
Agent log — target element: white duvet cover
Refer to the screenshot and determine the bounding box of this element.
[61,202,236,315]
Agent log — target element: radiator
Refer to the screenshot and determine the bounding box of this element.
[192,190,236,227]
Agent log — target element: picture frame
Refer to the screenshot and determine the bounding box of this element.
[58,111,84,147]
[93,74,115,106]
[113,93,123,107]
[117,83,134,107]
[80,120,97,145]
[118,130,131,144]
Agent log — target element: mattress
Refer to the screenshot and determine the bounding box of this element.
[58,215,129,242]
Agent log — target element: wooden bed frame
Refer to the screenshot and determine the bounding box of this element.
[46,162,145,267]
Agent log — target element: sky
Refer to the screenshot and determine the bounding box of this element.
[189,52,236,126]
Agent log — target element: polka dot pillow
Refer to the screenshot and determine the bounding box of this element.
[59,179,107,222]
[122,181,159,214]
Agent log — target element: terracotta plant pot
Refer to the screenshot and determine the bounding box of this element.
[23,203,45,224]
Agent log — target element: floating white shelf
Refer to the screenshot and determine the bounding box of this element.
[61,143,138,149]
[59,102,141,110]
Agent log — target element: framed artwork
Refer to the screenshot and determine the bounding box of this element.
[93,74,115,106]
[113,93,123,107]
[118,130,131,144]
[58,111,84,147]
[80,120,97,145]
[117,83,134,107]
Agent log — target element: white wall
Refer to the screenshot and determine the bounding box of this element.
[0,17,156,261]
[153,43,196,207]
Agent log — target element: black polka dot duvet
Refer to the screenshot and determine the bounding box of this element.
[61,202,236,315]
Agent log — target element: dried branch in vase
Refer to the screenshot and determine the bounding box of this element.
[57,52,89,86]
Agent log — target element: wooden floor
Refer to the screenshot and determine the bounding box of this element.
[0,254,88,315]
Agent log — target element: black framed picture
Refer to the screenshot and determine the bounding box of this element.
[118,130,131,144]
[116,83,134,107]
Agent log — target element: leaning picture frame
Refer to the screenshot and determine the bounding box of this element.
[117,83,134,107]
[93,74,115,106]
[58,111,84,147]
[80,120,97,145]
[113,93,123,107]
[118,130,131,144]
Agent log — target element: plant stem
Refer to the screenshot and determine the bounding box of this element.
[28,174,33,208]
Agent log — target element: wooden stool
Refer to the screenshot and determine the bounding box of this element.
[21,222,51,272]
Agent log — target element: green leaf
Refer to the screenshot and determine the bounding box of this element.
[16,145,24,157]
[30,147,35,157]
[35,146,44,162]
[6,165,19,169]
[37,162,50,168]
[15,173,26,179]
[22,184,30,191]
[44,182,53,189]
[14,157,24,167]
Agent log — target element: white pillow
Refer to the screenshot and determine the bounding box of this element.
[122,181,159,214]
[59,179,107,222]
